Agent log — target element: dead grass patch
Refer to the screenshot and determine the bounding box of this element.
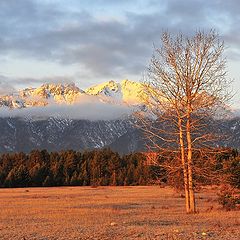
[0,186,239,239]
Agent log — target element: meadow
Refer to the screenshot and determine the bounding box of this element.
[0,186,239,239]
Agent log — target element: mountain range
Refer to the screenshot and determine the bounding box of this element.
[0,80,239,154]
[0,80,146,109]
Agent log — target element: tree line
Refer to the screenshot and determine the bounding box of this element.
[0,147,239,188]
[0,148,151,187]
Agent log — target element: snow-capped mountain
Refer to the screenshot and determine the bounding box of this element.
[86,80,147,105]
[0,83,83,108]
[0,80,146,110]
[0,80,239,154]
[0,80,148,153]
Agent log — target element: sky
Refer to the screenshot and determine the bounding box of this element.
[0,0,240,106]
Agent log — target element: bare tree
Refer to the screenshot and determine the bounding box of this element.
[139,30,232,213]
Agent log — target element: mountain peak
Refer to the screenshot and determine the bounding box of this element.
[86,80,120,95]
[0,80,146,109]
[85,79,146,104]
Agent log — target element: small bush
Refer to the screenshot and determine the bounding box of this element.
[217,185,240,211]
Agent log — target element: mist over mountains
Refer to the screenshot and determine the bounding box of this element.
[0,80,239,154]
[0,80,145,120]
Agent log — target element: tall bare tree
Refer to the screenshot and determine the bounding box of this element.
[140,30,232,213]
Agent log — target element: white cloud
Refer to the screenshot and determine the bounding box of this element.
[0,95,133,121]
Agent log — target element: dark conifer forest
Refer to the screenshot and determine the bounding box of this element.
[0,148,239,188]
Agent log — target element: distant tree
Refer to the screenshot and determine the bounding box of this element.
[4,164,29,187]
[43,175,53,187]
[29,163,48,186]
[79,156,90,186]
[51,161,64,186]
[110,171,117,186]
[70,171,81,186]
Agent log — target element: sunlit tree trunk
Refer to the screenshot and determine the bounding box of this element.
[186,106,196,213]
[178,118,190,212]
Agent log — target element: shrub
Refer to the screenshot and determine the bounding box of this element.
[217,185,240,211]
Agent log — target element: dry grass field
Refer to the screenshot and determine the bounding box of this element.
[0,186,239,240]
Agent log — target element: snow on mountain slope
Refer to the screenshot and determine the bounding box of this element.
[0,117,135,153]
[86,79,146,105]
[0,83,85,109]
[0,115,239,154]
[0,80,146,110]
[121,79,147,104]
[86,80,122,101]
[0,80,239,153]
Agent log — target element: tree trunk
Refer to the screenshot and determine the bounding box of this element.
[178,118,190,213]
[186,110,196,213]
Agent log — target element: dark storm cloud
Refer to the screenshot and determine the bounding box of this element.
[0,0,240,78]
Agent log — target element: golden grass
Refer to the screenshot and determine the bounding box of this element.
[0,186,239,239]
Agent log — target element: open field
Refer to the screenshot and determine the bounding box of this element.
[0,186,239,240]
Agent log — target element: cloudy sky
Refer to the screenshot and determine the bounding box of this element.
[0,0,240,105]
